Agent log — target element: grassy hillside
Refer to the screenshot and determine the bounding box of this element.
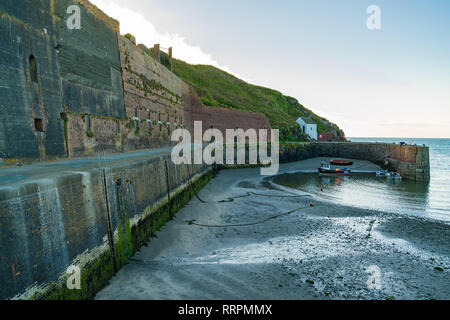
[170,57,345,141]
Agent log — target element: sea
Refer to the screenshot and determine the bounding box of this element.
[275,138,450,222]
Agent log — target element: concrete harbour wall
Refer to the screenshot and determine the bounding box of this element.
[0,153,211,300]
[278,142,430,181]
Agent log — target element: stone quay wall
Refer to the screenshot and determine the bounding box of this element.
[278,142,430,181]
[0,152,211,300]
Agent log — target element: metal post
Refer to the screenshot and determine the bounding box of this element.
[102,169,117,272]
[164,160,173,219]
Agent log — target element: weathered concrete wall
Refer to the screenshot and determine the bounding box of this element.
[55,0,125,118]
[0,154,210,300]
[0,0,126,162]
[0,0,66,163]
[55,0,128,157]
[277,142,430,181]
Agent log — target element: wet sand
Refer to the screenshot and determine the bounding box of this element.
[96,158,449,300]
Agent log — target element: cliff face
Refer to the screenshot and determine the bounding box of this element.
[171,60,345,141]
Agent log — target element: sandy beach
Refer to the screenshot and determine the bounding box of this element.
[96,158,449,300]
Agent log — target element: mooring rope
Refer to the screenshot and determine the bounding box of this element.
[218,192,312,203]
[185,163,311,204]
[187,204,318,228]
[186,164,207,203]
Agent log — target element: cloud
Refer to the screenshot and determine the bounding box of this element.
[90,0,244,79]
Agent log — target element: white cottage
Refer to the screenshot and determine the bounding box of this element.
[296,117,318,140]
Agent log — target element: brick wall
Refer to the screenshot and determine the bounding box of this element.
[114,35,188,152]
[183,87,272,137]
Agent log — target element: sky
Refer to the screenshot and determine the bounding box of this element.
[91,0,450,138]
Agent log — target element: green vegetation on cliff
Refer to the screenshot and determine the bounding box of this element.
[171,57,345,141]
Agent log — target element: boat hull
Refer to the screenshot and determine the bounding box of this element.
[319,172,351,177]
[318,168,351,176]
[330,160,354,166]
[376,170,388,177]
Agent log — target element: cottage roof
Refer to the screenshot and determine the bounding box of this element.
[298,117,316,125]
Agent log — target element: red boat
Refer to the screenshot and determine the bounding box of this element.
[330,160,354,166]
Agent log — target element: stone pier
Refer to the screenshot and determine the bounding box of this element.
[278,142,430,181]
